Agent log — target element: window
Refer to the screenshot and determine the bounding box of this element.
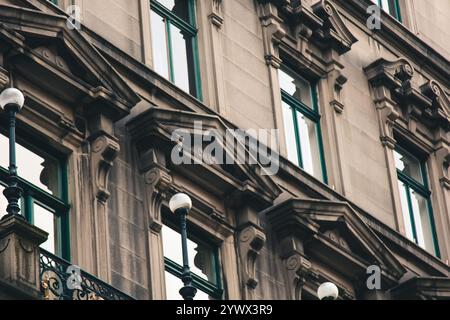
[0,132,70,259]
[394,146,439,256]
[161,222,222,300]
[150,0,202,99]
[371,0,402,21]
[279,66,327,183]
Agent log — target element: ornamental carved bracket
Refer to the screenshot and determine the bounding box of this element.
[238,225,266,296]
[420,80,450,131]
[209,0,224,28]
[257,0,287,68]
[365,58,413,149]
[141,149,173,232]
[284,252,319,300]
[434,143,450,190]
[89,134,120,204]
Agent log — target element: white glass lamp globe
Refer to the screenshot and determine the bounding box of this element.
[317,282,339,300]
[0,88,25,110]
[169,193,192,213]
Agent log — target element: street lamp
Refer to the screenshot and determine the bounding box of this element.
[317,282,339,300]
[0,88,25,220]
[169,193,197,300]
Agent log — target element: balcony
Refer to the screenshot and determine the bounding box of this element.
[40,249,134,300]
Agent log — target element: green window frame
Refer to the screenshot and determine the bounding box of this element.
[162,214,223,300]
[279,65,328,184]
[372,0,402,22]
[150,0,202,100]
[0,131,70,260]
[394,146,440,257]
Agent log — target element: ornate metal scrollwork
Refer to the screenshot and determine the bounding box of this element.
[39,249,133,300]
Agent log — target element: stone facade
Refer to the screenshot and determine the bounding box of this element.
[0,0,449,300]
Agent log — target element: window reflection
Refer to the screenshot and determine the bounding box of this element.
[162,225,216,284]
[297,111,322,181]
[34,203,57,253]
[164,271,212,300]
[279,69,313,109]
[150,0,200,98]
[0,132,67,257]
[281,102,299,167]
[394,148,423,184]
[156,0,190,23]
[150,11,170,79]
[0,134,60,196]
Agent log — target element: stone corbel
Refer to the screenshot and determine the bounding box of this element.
[89,134,120,203]
[257,0,286,68]
[328,68,347,113]
[209,0,223,28]
[365,58,415,149]
[435,143,450,190]
[284,252,317,300]
[238,225,266,299]
[421,80,450,129]
[141,149,173,232]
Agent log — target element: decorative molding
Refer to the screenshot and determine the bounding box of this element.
[365,58,414,149]
[90,134,120,204]
[312,0,358,55]
[142,149,173,232]
[257,0,286,69]
[328,68,347,113]
[267,198,407,285]
[209,0,224,28]
[238,225,266,296]
[284,252,319,300]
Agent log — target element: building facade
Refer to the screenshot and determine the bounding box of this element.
[0,0,449,300]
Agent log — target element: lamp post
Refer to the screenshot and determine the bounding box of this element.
[317,282,339,300]
[0,88,25,220]
[169,193,197,300]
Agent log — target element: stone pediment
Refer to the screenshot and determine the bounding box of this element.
[0,4,139,119]
[127,107,282,206]
[312,0,358,54]
[267,198,406,284]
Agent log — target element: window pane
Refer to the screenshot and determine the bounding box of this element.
[398,181,415,241]
[281,101,300,166]
[165,271,182,300]
[296,111,323,181]
[170,24,196,95]
[162,225,217,284]
[151,11,170,79]
[279,69,313,108]
[164,271,213,300]
[155,0,190,24]
[0,133,61,197]
[409,190,435,254]
[394,148,424,184]
[34,203,57,254]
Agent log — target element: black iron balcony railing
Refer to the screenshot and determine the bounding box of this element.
[39,249,134,300]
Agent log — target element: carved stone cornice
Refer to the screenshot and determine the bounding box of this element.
[89,134,120,204]
[267,198,406,286]
[238,225,266,297]
[365,58,450,150]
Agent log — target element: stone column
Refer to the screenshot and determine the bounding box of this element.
[0,215,48,299]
